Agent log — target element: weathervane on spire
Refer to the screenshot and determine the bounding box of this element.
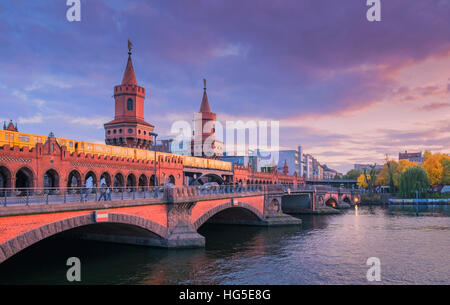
[128,39,133,55]
[203,78,207,91]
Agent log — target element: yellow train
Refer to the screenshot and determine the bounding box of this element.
[0,130,232,171]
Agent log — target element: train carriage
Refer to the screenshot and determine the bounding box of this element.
[0,130,232,171]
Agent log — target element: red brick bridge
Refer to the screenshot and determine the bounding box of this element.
[0,185,306,264]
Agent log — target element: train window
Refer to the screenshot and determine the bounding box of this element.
[69,142,73,147]
[19,135,30,142]
[4,134,8,140]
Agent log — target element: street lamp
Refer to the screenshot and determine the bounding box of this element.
[149,132,158,187]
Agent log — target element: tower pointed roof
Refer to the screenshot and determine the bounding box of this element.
[121,51,137,86]
[200,78,212,113]
[283,160,289,175]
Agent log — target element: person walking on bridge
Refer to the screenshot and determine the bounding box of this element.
[98,183,107,201]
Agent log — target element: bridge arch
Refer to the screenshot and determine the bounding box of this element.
[325,197,338,208]
[113,172,124,188]
[193,201,264,230]
[43,168,60,190]
[85,171,97,187]
[126,173,136,188]
[342,196,352,205]
[100,172,111,187]
[168,175,175,185]
[0,165,12,189]
[0,213,168,264]
[67,170,82,188]
[15,166,34,190]
[138,174,148,189]
[149,175,157,187]
[190,173,224,185]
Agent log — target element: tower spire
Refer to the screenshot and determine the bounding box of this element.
[122,40,137,86]
[200,78,211,113]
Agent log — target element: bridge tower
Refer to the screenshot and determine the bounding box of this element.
[104,41,155,149]
[191,79,223,157]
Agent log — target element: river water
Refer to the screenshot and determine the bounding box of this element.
[0,206,448,284]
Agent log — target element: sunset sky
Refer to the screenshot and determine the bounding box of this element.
[0,0,449,173]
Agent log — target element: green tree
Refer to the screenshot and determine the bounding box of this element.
[442,157,450,185]
[344,169,362,180]
[376,160,399,191]
[398,166,429,198]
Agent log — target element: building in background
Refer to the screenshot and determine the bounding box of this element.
[354,164,383,171]
[277,149,301,176]
[3,120,18,132]
[220,155,261,172]
[399,151,424,164]
[322,164,341,180]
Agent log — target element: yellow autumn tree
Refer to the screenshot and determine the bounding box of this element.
[398,159,418,173]
[422,153,444,185]
[357,173,369,188]
[423,150,432,161]
[375,161,399,187]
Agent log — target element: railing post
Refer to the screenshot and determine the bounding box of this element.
[64,189,66,203]
[26,190,29,206]
[4,191,6,207]
[121,188,124,200]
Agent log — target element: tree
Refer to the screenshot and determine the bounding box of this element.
[398,166,429,198]
[333,173,341,180]
[398,159,418,173]
[423,150,432,161]
[344,169,362,180]
[376,160,399,190]
[441,157,450,185]
[357,173,368,188]
[362,164,378,193]
[422,153,444,185]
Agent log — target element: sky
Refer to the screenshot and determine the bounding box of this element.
[0,0,449,173]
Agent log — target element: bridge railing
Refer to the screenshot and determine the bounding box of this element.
[0,184,273,207]
[0,186,168,207]
[0,184,360,207]
[282,185,359,194]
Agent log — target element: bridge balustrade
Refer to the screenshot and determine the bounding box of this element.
[0,184,357,207]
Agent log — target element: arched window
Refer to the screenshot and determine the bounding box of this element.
[127,98,133,111]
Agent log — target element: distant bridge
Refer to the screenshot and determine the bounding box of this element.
[306,179,358,188]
